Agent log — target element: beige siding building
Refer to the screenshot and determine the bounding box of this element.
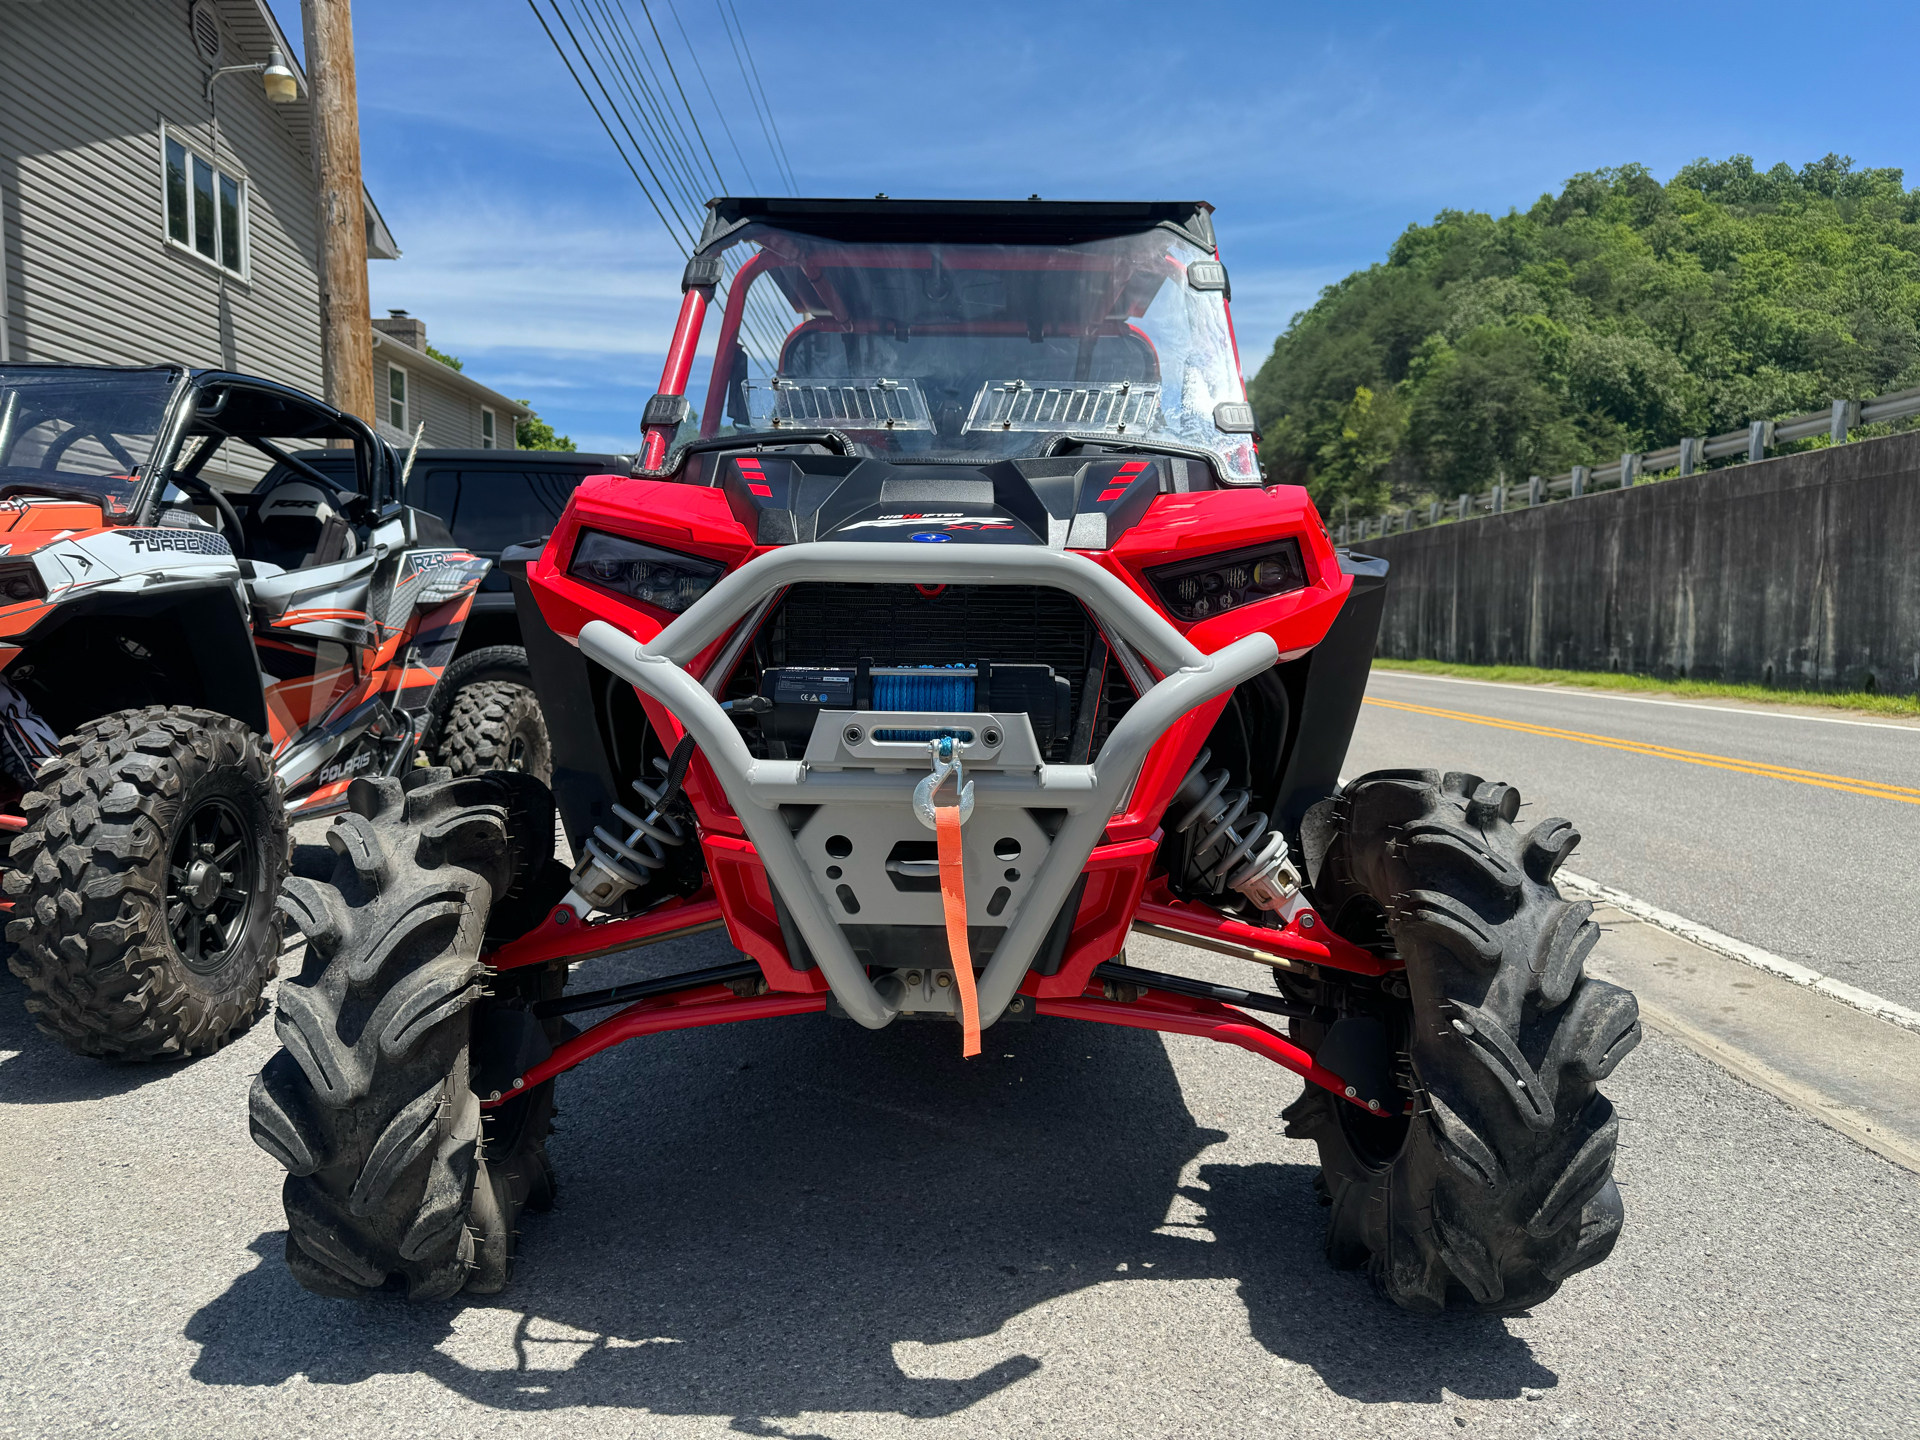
[0,2,521,467]
[370,310,528,452]
[0,0,399,394]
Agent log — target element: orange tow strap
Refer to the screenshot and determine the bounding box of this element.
[934,800,981,1058]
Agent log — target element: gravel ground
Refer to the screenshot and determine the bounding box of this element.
[1,921,1915,1439]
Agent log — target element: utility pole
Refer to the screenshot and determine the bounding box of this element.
[301,0,374,426]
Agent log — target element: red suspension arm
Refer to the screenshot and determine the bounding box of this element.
[1134,880,1399,977]
[1037,988,1385,1113]
[486,890,724,971]
[481,985,827,1106]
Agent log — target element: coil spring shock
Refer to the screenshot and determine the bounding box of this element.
[567,736,694,913]
[1170,748,1301,911]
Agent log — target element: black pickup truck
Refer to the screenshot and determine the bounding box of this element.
[258,447,629,781]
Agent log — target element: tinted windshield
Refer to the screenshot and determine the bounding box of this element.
[0,366,178,514]
[696,225,1259,483]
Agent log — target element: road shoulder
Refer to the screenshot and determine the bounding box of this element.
[1585,906,1919,1171]
[1370,665,1920,727]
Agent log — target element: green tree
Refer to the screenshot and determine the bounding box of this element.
[424,343,464,371]
[1250,155,1918,507]
[515,402,576,452]
[1311,384,1405,510]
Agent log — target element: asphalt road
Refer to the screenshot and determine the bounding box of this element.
[1346,670,1921,1011]
[2,926,1916,1439]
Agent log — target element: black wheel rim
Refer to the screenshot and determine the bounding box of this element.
[166,795,258,975]
[1337,1005,1414,1169]
[1338,1092,1413,1169]
[506,731,528,772]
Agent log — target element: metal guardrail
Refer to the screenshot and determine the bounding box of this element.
[1331,386,1921,544]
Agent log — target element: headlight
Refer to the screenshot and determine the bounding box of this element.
[1146,540,1307,622]
[568,529,723,614]
[0,561,47,604]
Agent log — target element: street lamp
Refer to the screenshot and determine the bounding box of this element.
[262,49,299,103]
[204,47,300,104]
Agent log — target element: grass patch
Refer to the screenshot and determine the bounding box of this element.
[1371,657,1918,718]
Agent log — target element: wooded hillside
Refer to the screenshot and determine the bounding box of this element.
[1247,155,1919,508]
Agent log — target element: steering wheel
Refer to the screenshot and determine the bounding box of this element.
[170,471,246,545]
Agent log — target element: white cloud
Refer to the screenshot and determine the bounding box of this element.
[368,195,686,357]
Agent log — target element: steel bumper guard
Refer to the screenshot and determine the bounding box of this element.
[578,543,1278,1033]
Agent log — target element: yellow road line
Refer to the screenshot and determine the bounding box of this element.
[1363,696,1921,805]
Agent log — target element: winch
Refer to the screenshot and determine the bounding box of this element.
[755,660,1072,753]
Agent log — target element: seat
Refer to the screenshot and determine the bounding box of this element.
[247,480,360,571]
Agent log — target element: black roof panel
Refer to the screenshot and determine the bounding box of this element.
[697,197,1216,255]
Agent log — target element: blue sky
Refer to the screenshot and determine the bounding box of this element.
[267,1,1919,455]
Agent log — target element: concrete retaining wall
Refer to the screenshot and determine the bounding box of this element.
[1363,431,1919,694]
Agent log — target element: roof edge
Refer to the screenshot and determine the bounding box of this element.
[695,197,1217,256]
[234,0,399,259]
[371,333,529,415]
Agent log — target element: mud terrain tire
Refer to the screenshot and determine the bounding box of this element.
[1284,769,1642,1313]
[249,771,560,1299]
[4,706,286,1059]
[434,681,551,785]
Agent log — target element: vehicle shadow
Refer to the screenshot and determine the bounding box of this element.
[289,839,339,881]
[0,962,215,1103]
[184,933,1556,1424]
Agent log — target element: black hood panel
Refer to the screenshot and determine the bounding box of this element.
[716,453,1171,549]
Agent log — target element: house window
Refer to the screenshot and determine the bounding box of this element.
[388,365,408,431]
[480,407,496,449]
[161,127,247,277]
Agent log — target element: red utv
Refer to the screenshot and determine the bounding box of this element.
[250,199,1641,1312]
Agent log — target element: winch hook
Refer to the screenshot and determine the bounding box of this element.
[912,733,975,830]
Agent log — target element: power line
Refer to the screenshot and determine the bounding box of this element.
[539,2,792,371]
[545,0,790,359]
[635,0,725,192]
[574,0,708,212]
[714,0,793,195]
[665,0,760,192]
[632,0,800,396]
[544,1,696,250]
[530,0,797,374]
[641,1,797,360]
[723,0,797,192]
[525,0,688,253]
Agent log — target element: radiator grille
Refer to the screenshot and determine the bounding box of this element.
[767,583,1118,761]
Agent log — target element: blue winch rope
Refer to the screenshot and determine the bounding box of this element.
[871,666,974,742]
[871,668,974,713]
